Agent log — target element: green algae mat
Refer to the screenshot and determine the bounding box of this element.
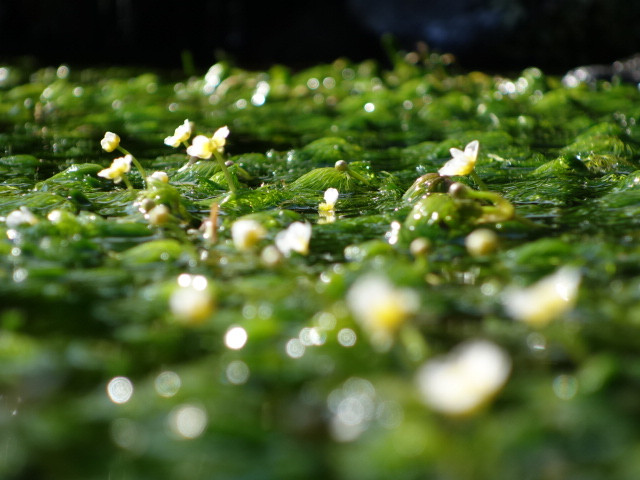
[3,54,640,479]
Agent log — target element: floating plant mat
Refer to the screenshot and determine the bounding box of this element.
[2,56,640,479]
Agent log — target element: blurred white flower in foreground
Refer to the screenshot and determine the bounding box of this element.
[275,222,311,256]
[346,274,418,349]
[5,207,38,228]
[438,140,479,176]
[503,267,581,327]
[169,274,215,325]
[231,219,266,251]
[465,228,498,257]
[416,340,511,416]
[146,204,170,226]
[164,119,193,148]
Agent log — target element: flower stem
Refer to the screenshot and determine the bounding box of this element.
[121,175,134,191]
[346,166,370,185]
[117,146,147,188]
[514,214,548,229]
[213,151,237,195]
[470,171,488,191]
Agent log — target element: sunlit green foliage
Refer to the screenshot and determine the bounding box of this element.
[2,55,640,480]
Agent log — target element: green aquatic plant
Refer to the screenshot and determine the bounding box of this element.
[4,53,640,480]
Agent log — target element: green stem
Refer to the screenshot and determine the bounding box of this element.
[213,151,237,195]
[117,146,147,188]
[346,166,371,185]
[514,214,548,229]
[121,175,133,191]
[470,171,488,191]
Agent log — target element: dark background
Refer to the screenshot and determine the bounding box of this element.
[1,0,640,73]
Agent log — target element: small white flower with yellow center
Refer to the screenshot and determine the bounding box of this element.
[465,228,498,257]
[318,188,339,224]
[5,207,38,228]
[346,274,419,349]
[164,119,193,148]
[503,267,581,327]
[97,154,133,184]
[319,188,339,213]
[146,204,170,226]
[231,219,267,251]
[169,274,215,325]
[275,222,312,256]
[416,340,511,416]
[148,171,169,183]
[438,140,479,176]
[100,132,121,152]
[186,126,230,159]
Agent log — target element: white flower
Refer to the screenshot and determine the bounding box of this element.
[210,126,230,150]
[319,187,339,213]
[169,274,215,325]
[416,340,511,416]
[438,140,479,176]
[148,171,169,183]
[164,119,193,147]
[231,219,267,251]
[100,131,121,152]
[97,154,133,183]
[275,222,312,256]
[146,204,170,226]
[465,228,498,257]
[5,207,38,228]
[346,274,418,349]
[503,267,581,327]
[186,126,230,159]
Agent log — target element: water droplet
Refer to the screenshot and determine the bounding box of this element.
[226,360,250,385]
[224,326,248,350]
[154,371,181,398]
[169,404,208,439]
[286,338,305,359]
[107,376,134,404]
[553,374,578,400]
[337,328,357,347]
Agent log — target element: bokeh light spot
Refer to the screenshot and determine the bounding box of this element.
[154,371,181,398]
[107,376,134,404]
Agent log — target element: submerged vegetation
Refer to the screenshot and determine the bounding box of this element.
[2,52,640,478]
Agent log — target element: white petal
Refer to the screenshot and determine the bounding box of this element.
[464,140,479,159]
